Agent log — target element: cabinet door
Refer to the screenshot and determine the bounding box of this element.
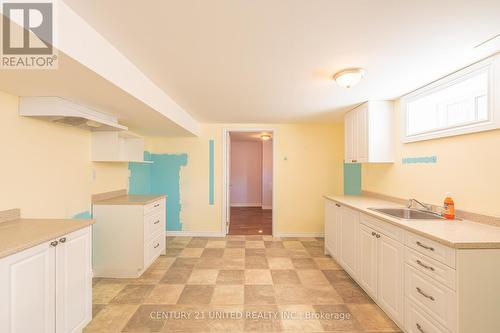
[0,240,56,333]
[338,207,359,277]
[324,201,339,258]
[378,233,404,325]
[355,106,369,162]
[358,224,378,298]
[55,226,92,333]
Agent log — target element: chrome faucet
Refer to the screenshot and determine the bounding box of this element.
[407,198,432,211]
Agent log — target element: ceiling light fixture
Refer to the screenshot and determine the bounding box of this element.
[333,68,366,88]
[261,134,271,141]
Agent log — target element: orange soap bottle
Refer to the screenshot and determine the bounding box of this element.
[443,192,455,220]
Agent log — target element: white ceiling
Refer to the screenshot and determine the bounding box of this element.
[63,0,500,124]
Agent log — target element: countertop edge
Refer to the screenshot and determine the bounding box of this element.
[93,194,166,206]
[0,219,95,259]
[324,195,500,249]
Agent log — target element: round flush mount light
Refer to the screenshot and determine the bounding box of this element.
[261,134,272,141]
[333,68,366,88]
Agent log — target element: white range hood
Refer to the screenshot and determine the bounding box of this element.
[19,97,127,131]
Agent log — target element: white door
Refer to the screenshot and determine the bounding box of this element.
[0,240,56,333]
[357,224,378,298]
[339,207,358,277]
[56,226,92,333]
[324,201,336,257]
[378,233,404,325]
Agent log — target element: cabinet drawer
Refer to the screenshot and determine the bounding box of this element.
[405,232,455,268]
[144,232,165,266]
[404,264,457,332]
[144,198,165,216]
[405,247,456,290]
[144,212,164,240]
[360,213,403,242]
[405,298,449,333]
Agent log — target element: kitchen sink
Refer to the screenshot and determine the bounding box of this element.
[369,208,445,220]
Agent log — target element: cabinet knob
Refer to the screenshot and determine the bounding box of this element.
[154,243,160,249]
[352,159,357,163]
[371,231,376,236]
[154,220,160,225]
[59,237,66,243]
[376,233,381,238]
[335,204,341,208]
[154,204,160,208]
[50,240,58,247]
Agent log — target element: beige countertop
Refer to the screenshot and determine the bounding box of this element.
[93,194,166,206]
[324,195,500,249]
[0,218,94,259]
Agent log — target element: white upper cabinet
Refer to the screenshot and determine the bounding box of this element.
[91,131,149,163]
[344,101,395,163]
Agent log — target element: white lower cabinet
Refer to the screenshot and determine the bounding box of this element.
[357,223,378,298]
[338,206,359,277]
[0,226,92,333]
[324,200,339,258]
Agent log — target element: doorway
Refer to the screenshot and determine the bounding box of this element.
[222,129,274,236]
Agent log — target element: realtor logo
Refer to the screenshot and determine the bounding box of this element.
[1,0,58,69]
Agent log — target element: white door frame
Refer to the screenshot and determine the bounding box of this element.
[221,127,276,236]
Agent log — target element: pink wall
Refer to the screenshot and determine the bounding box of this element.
[262,140,273,209]
[230,141,262,206]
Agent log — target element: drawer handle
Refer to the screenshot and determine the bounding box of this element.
[154,220,160,225]
[154,243,160,249]
[416,259,435,271]
[371,231,376,236]
[416,241,434,252]
[154,203,160,208]
[416,287,435,301]
[375,233,380,238]
[59,237,66,243]
[416,323,425,333]
[50,240,58,247]
[335,203,341,207]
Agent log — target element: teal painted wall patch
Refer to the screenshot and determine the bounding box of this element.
[402,156,437,164]
[209,140,214,205]
[129,151,188,232]
[72,211,92,219]
[344,163,362,195]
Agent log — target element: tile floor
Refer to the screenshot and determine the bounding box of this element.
[85,236,401,332]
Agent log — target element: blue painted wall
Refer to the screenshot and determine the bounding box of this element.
[129,151,188,231]
[344,163,362,195]
[72,211,92,219]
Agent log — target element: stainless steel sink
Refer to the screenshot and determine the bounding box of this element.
[369,208,445,220]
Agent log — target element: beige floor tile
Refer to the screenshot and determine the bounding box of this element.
[246,248,266,257]
[223,248,245,258]
[245,256,269,269]
[296,269,330,285]
[132,268,167,284]
[226,240,245,248]
[278,304,324,332]
[144,284,184,304]
[84,304,138,332]
[265,248,290,257]
[264,241,285,248]
[92,283,126,304]
[211,285,245,305]
[186,239,208,248]
[122,304,170,332]
[187,269,219,284]
[347,303,401,331]
[245,269,273,285]
[268,257,294,269]
[313,304,362,331]
[291,258,318,269]
[206,240,227,248]
[244,305,282,331]
[160,268,192,284]
[177,285,215,304]
[201,248,225,257]
[171,258,200,269]
[206,305,245,331]
[244,285,276,305]
[282,241,305,249]
[222,257,245,269]
[314,257,342,269]
[245,241,265,248]
[110,284,154,304]
[271,270,301,284]
[195,257,224,269]
[179,248,204,258]
[150,257,175,270]
[217,269,245,284]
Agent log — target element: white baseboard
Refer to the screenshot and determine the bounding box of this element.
[262,205,272,210]
[230,203,262,207]
[166,231,226,237]
[274,232,324,238]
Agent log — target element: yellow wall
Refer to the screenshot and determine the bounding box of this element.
[363,100,500,217]
[0,91,129,218]
[146,123,344,235]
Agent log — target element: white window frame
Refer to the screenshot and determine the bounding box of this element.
[401,54,499,143]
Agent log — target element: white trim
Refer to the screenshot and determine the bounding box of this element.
[262,205,272,210]
[222,127,276,237]
[230,203,262,207]
[401,54,500,143]
[166,231,226,237]
[275,232,324,238]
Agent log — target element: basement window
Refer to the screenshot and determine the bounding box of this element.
[401,55,499,143]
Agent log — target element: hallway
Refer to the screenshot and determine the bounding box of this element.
[228,207,272,235]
